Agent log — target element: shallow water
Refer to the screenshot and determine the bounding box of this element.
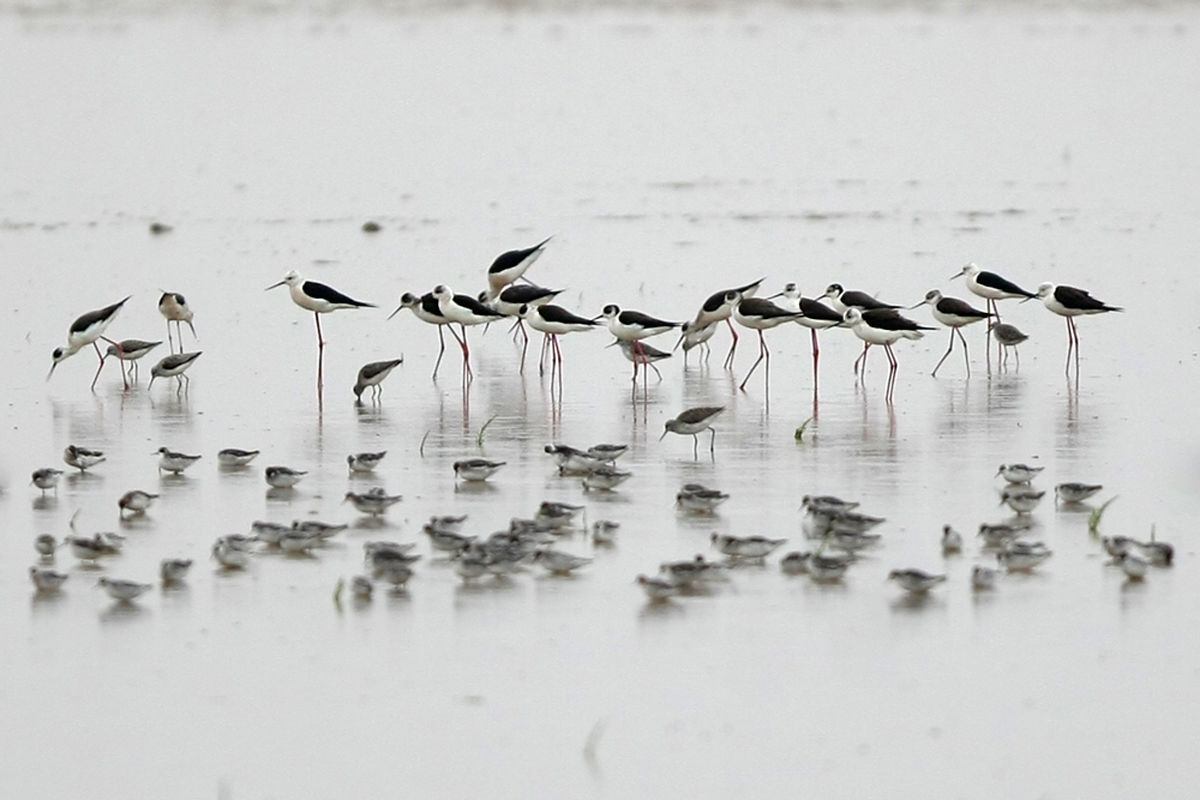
[3,5,1200,798]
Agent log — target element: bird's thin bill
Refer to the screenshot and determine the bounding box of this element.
[46,363,57,381]
[907,301,926,310]
[265,280,287,291]
[657,429,668,441]
[386,305,403,320]
[948,271,963,280]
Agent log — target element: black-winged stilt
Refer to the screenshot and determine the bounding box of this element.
[910,289,992,377]
[48,295,131,390]
[1035,282,1122,376]
[731,297,803,391]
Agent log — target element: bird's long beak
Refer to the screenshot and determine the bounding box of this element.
[604,339,619,349]
[147,376,156,390]
[907,300,927,310]
[672,332,685,352]
[1019,295,1034,303]
[590,314,603,323]
[46,363,57,381]
[766,291,783,300]
[185,320,197,338]
[949,271,963,280]
[386,304,403,320]
[265,280,286,291]
[657,429,668,442]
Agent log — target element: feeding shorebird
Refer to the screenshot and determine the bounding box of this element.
[1035,282,1122,376]
[910,289,991,377]
[148,351,202,392]
[353,358,403,402]
[217,448,260,467]
[888,568,947,594]
[32,467,64,494]
[433,284,505,379]
[160,558,193,584]
[484,236,553,301]
[951,263,1036,367]
[266,270,375,391]
[582,465,632,491]
[344,489,403,516]
[592,520,620,545]
[989,322,1028,368]
[156,447,201,475]
[1056,482,1103,504]
[660,406,724,458]
[97,577,152,602]
[676,483,730,513]
[675,320,718,366]
[34,534,58,557]
[780,551,813,575]
[1000,485,1045,514]
[941,525,963,555]
[49,295,130,390]
[30,566,69,593]
[996,463,1043,484]
[347,451,387,474]
[118,489,158,517]
[613,339,671,380]
[731,296,804,391]
[636,574,678,602]
[711,533,786,559]
[768,283,844,388]
[681,278,765,369]
[103,339,162,389]
[972,565,998,591]
[63,445,106,472]
[533,549,592,576]
[158,291,197,353]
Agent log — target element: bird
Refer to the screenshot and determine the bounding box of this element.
[1055,482,1103,504]
[148,351,202,392]
[34,534,58,557]
[160,558,193,584]
[48,295,131,390]
[582,465,632,491]
[682,278,765,369]
[484,236,553,301]
[675,320,718,366]
[842,308,933,400]
[910,289,991,377]
[347,451,387,474]
[30,566,69,593]
[544,444,605,475]
[158,291,197,354]
[156,447,201,475]
[601,305,682,388]
[533,549,592,576]
[997,545,1052,572]
[387,291,467,379]
[265,466,306,488]
[97,577,152,602]
[480,283,563,373]
[1035,282,1122,376]
[343,489,403,516]
[636,574,678,602]
[217,448,260,467]
[63,445,106,472]
[808,553,853,582]
[1138,541,1174,567]
[592,520,620,545]
[731,297,804,391]
[971,565,998,591]
[941,525,963,555]
[888,568,947,594]
[950,263,1036,321]
[989,322,1028,369]
[675,484,730,513]
[118,489,158,517]
[587,443,628,463]
[613,339,672,380]
[821,284,900,314]
[978,522,1030,549]
[433,284,505,379]
[31,467,64,494]
[1000,485,1045,514]
[453,459,506,482]
[103,339,162,389]
[996,463,1043,484]
[212,538,252,569]
[353,358,403,402]
[660,406,724,458]
[266,271,375,392]
[780,552,813,575]
[768,283,844,388]
[710,533,786,559]
[1116,552,1148,581]
[518,303,598,382]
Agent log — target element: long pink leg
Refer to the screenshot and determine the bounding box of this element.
[739,330,767,391]
[723,318,739,369]
[90,342,107,391]
[432,325,446,379]
[932,328,954,377]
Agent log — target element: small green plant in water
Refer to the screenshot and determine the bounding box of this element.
[794,417,813,442]
[419,430,431,457]
[477,415,498,448]
[333,577,345,612]
[1088,496,1117,536]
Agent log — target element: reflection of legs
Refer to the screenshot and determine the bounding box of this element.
[811,329,820,388]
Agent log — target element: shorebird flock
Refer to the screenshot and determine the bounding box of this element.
[46,239,1121,404]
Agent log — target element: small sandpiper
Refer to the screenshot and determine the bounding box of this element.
[212,539,251,569]
[278,529,322,554]
[636,574,678,602]
[217,448,260,467]
[996,463,1043,484]
[160,558,193,584]
[293,520,347,540]
[1138,541,1173,567]
[351,575,374,599]
[780,551,813,575]
[1055,482,1103,504]
[801,495,860,514]
[34,534,58,557]
[587,443,628,463]
[428,514,467,533]
[353,357,403,402]
[347,451,387,474]
[544,444,604,475]
[118,489,158,517]
[63,444,106,472]
[374,562,414,590]
[582,465,632,491]
[711,533,786,559]
[997,546,1052,572]
[659,555,728,587]
[97,577,152,602]
[676,484,729,514]
[344,489,402,516]
[808,553,853,582]
[423,524,475,556]
[453,459,506,482]
[888,568,947,594]
[592,520,620,545]
[265,466,306,488]
[32,467,64,494]
[659,406,725,458]
[250,520,291,545]
[535,501,585,529]
[941,524,963,555]
[148,350,202,391]
[1101,536,1138,559]
[105,339,162,387]
[30,566,69,592]
[978,522,1030,548]
[1000,485,1045,514]
[66,534,107,562]
[1116,552,1148,580]
[972,565,998,591]
[156,447,201,475]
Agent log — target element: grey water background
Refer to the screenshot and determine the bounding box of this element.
[3,3,1200,797]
